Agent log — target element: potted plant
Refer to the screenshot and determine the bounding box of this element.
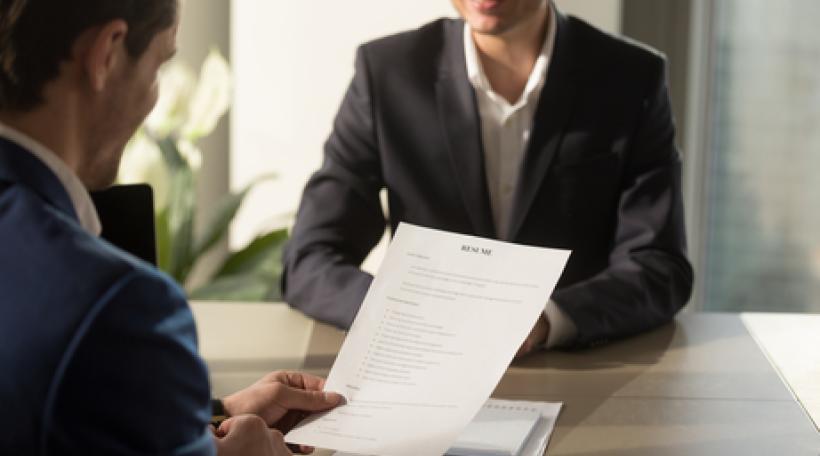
[119,49,286,301]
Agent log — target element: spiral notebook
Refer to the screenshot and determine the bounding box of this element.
[446,400,542,456]
[333,398,562,456]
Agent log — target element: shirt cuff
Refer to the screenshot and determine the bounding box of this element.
[543,299,577,349]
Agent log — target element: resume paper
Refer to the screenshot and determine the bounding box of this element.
[285,223,570,456]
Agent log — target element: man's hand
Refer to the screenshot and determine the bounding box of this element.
[516,315,550,358]
[214,414,292,456]
[222,371,343,432]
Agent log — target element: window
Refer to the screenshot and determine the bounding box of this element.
[696,0,820,312]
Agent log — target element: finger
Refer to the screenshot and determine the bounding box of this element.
[267,370,290,383]
[286,443,315,454]
[269,429,293,455]
[269,428,284,442]
[284,371,326,392]
[275,384,343,411]
[275,410,309,434]
[217,416,238,435]
[218,414,266,437]
[516,341,533,358]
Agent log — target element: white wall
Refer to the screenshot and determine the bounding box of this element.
[230,0,621,248]
[560,0,622,32]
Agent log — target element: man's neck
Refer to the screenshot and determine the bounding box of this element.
[0,104,84,176]
[472,4,550,104]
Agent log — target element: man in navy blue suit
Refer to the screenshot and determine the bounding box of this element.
[0,1,339,455]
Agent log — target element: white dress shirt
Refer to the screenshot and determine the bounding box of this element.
[463,4,576,348]
[0,122,101,236]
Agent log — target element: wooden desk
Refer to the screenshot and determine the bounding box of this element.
[191,303,820,455]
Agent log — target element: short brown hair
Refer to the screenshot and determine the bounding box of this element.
[0,0,178,111]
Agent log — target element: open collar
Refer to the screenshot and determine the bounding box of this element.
[0,122,101,236]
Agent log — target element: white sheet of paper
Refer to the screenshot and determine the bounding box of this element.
[285,223,570,456]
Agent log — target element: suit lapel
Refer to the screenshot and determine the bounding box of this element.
[435,20,497,239]
[508,12,579,241]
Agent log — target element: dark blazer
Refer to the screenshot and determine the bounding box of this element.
[0,138,214,455]
[283,12,694,347]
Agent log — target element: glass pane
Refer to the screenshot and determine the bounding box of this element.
[703,0,820,312]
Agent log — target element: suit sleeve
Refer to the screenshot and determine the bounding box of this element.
[552,58,694,347]
[282,45,386,329]
[44,270,215,456]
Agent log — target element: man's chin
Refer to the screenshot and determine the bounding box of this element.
[81,166,120,192]
[81,146,125,191]
[84,179,116,192]
[468,18,511,36]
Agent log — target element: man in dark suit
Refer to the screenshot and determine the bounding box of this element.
[283,0,693,353]
[0,1,339,455]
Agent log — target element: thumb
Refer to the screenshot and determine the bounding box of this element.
[276,386,343,412]
[216,416,238,436]
[217,414,264,437]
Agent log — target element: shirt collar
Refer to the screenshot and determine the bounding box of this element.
[464,1,557,109]
[0,121,102,236]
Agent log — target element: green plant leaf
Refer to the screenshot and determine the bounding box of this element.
[189,227,288,302]
[213,227,288,278]
[192,173,277,262]
[156,135,187,170]
[157,138,196,283]
[155,207,172,272]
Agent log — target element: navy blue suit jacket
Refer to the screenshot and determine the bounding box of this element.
[0,138,215,455]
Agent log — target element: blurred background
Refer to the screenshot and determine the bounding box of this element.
[129,0,820,314]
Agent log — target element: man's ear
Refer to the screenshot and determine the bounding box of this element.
[82,20,129,92]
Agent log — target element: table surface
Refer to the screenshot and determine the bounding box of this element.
[191,303,820,455]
